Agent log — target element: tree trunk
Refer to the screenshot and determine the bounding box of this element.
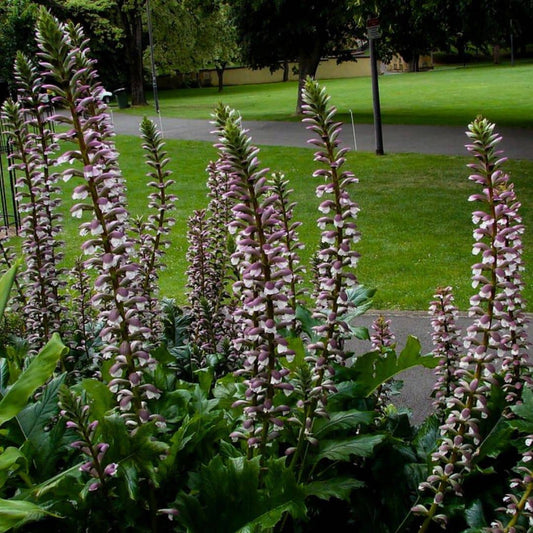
[493,44,501,64]
[282,60,289,82]
[120,2,146,106]
[409,54,420,72]
[295,51,321,114]
[215,62,226,92]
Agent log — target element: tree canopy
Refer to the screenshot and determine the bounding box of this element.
[373,0,533,70]
[148,0,239,91]
[0,0,39,98]
[231,0,363,113]
[2,0,531,107]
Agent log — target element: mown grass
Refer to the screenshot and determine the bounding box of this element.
[42,135,533,312]
[121,61,533,128]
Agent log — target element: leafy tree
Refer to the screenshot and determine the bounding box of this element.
[0,0,39,97]
[147,0,239,92]
[446,0,533,62]
[373,0,533,70]
[230,0,362,113]
[365,0,447,71]
[39,0,146,105]
[210,3,241,92]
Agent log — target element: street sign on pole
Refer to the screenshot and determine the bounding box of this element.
[367,18,381,40]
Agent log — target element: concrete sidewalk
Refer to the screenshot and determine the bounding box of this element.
[109,110,533,160]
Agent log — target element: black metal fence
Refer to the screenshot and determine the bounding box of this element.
[0,104,57,235]
[0,120,19,233]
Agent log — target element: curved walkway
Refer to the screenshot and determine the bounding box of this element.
[109,111,533,160]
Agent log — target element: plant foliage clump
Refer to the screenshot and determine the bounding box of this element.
[0,8,530,533]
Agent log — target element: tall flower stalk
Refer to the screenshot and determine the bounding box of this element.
[370,314,396,419]
[186,158,240,369]
[269,172,305,325]
[59,387,118,495]
[0,98,63,351]
[34,10,157,425]
[135,117,177,344]
[289,78,361,471]
[66,257,98,373]
[186,208,219,358]
[212,104,294,455]
[429,286,462,418]
[464,117,530,408]
[415,117,530,531]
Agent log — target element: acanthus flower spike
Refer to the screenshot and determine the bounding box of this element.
[211,103,296,454]
[416,117,530,532]
[429,286,462,419]
[34,9,159,425]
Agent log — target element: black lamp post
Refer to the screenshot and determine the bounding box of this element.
[367,17,384,156]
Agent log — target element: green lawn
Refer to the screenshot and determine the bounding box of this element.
[49,135,532,312]
[2,61,532,311]
[121,61,533,128]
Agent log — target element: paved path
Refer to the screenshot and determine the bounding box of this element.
[109,110,532,424]
[109,110,533,160]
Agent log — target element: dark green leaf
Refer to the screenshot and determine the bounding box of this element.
[476,416,513,460]
[314,409,375,438]
[510,386,533,424]
[342,285,376,321]
[121,462,139,501]
[80,378,114,420]
[349,325,370,340]
[18,374,65,444]
[346,336,438,397]
[196,367,214,395]
[32,462,83,499]
[318,434,385,461]
[235,501,304,532]
[151,344,176,365]
[465,500,486,528]
[0,447,28,489]
[294,305,321,341]
[177,456,306,532]
[304,477,364,501]
[0,262,18,319]
[413,414,440,459]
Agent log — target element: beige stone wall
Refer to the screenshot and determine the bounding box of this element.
[157,56,372,89]
[217,57,371,85]
[385,54,434,72]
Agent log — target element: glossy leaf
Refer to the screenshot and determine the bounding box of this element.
[32,462,84,499]
[0,333,67,426]
[318,434,385,461]
[80,379,114,420]
[465,500,486,528]
[304,477,365,502]
[18,374,65,444]
[343,336,438,397]
[177,456,306,532]
[0,447,28,489]
[313,409,375,439]
[0,497,56,532]
[235,501,304,532]
[0,262,18,319]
